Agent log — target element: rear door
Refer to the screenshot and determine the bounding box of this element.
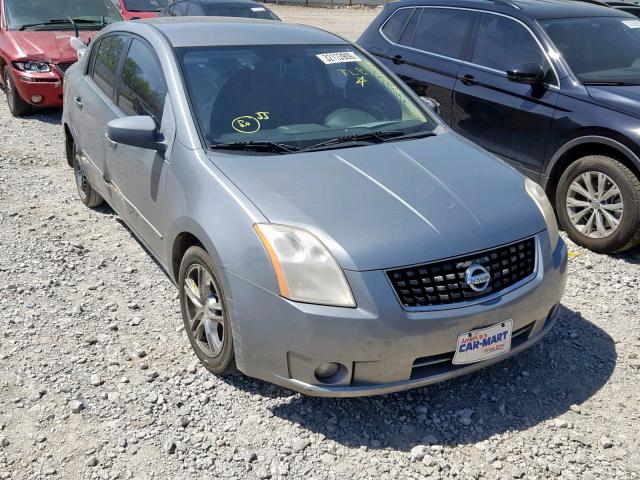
[376,7,478,123]
[74,34,129,195]
[452,12,559,177]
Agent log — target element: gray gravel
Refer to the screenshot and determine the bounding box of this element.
[0,7,639,480]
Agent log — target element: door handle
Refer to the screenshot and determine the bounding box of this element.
[74,96,82,108]
[460,74,478,86]
[392,54,404,65]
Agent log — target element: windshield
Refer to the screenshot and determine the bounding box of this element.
[541,16,640,84]
[203,4,279,20]
[123,0,169,12]
[5,0,122,29]
[179,44,434,153]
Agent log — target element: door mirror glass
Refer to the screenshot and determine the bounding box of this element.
[507,63,544,85]
[107,116,166,153]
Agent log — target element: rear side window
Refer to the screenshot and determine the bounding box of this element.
[411,8,475,59]
[472,14,551,76]
[92,35,128,99]
[381,8,413,43]
[118,38,168,124]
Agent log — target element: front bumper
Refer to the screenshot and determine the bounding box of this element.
[223,233,568,397]
[9,67,64,107]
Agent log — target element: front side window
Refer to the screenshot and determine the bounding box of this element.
[411,8,475,59]
[118,39,168,124]
[123,0,169,13]
[178,44,434,152]
[92,35,128,98]
[4,0,122,30]
[541,16,640,84]
[381,8,413,43]
[473,13,555,83]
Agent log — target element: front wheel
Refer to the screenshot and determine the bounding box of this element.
[3,66,31,117]
[179,246,236,375]
[555,155,640,253]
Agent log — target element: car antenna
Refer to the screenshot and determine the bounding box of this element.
[67,16,79,37]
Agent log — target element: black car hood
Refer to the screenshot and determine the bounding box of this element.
[586,84,640,118]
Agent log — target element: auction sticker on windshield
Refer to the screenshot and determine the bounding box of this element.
[623,19,640,28]
[452,320,513,365]
[316,52,362,64]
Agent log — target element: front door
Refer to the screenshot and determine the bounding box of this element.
[106,36,173,255]
[452,13,559,177]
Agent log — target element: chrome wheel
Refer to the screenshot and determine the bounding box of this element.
[183,264,226,357]
[566,171,624,238]
[74,154,89,201]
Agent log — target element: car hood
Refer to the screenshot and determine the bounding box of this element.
[7,31,96,63]
[586,85,640,118]
[123,11,160,20]
[211,132,546,271]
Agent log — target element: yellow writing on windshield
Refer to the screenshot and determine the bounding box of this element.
[232,112,270,134]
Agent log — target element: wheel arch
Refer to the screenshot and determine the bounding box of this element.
[543,135,640,203]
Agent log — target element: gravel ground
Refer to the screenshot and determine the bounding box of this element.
[1,7,639,480]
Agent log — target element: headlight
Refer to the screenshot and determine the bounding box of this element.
[254,224,356,307]
[12,60,50,73]
[525,177,559,251]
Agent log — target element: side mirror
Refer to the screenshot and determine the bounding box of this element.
[107,116,166,154]
[507,63,545,85]
[420,96,441,115]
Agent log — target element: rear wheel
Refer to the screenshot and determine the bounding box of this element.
[179,246,236,375]
[3,66,31,117]
[73,143,103,208]
[556,155,640,253]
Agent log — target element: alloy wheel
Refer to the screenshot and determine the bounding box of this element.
[5,73,14,111]
[183,264,226,357]
[566,171,624,238]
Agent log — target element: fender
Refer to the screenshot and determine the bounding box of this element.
[542,135,640,189]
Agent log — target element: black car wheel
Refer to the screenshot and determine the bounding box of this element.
[179,246,237,375]
[556,155,640,253]
[3,66,31,117]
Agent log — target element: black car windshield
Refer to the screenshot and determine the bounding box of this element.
[203,4,279,20]
[124,0,169,12]
[5,0,122,29]
[541,16,640,84]
[179,45,434,153]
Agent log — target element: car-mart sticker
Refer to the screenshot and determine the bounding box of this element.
[316,52,362,64]
[623,19,640,28]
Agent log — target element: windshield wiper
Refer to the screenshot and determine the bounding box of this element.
[210,141,299,154]
[582,81,640,86]
[303,129,436,152]
[19,18,104,30]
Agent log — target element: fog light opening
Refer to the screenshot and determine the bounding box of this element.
[30,95,43,104]
[314,362,347,384]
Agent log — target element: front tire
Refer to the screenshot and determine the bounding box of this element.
[179,246,236,375]
[556,155,640,253]
[3,66,31,117]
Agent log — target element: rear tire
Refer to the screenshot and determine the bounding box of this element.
[555,155,640,253]
[179,246,237,375]
[3,66,31,117]
[72,142,103,208]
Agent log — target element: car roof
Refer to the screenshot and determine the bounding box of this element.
[396,0,633,19]
[141,17,347,47]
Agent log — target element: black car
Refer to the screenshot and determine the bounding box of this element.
[160,0,280,20]
[359,0,640,254]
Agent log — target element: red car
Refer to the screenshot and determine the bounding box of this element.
[115,0,170,20]
[0,0,122,116]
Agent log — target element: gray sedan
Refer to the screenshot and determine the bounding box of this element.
[62,17,568,397]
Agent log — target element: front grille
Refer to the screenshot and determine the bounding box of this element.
[56,62,75,74]
[387,237,536,308]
